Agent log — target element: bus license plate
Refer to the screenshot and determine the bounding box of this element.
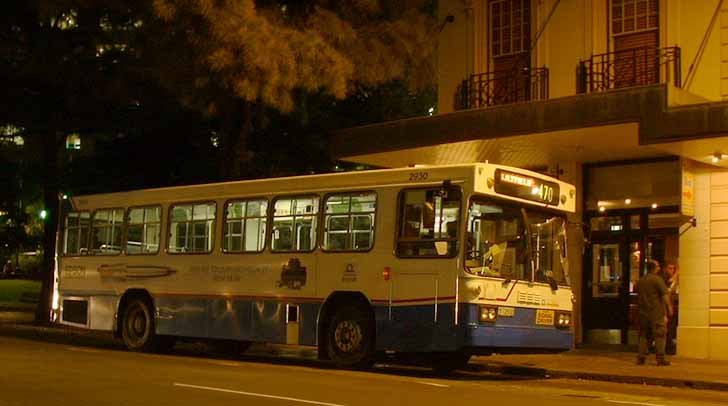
[535,310,555,326]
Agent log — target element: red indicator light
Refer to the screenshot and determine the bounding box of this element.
[383,266,391,281]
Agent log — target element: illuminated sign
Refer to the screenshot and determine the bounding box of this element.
[494,169,560,205]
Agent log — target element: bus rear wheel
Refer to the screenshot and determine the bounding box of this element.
[121,298,173,353]
[326,306,374,369]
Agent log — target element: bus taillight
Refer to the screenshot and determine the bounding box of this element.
[383,266,391,281]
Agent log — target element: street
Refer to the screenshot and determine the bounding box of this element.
[0,335,726,406]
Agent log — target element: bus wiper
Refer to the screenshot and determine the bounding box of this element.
[520,208,535,283]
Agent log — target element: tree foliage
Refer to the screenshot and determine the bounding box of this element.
[151,0,435,113]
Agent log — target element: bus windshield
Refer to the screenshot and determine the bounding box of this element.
[465,198,569,286]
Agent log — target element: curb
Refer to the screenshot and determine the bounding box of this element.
[1,321,727,391]
[469,362,728,392]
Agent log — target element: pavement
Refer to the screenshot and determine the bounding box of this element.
[1,306,727,392]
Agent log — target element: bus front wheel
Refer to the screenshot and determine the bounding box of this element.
[121,297,173,353]
[326,306,374,369]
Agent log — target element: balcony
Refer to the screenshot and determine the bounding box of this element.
[455,67,549,111]
[578,46,681,93]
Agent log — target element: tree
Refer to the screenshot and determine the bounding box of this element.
[150,0,436,178]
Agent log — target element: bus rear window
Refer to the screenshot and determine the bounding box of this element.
[64,212,90,256]
[396,187,461,258]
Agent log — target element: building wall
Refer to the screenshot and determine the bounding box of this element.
[665,0,722,101]
[437,0,726,113]
[679,166,728,360]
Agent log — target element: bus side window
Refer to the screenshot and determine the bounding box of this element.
[91,208,124,255]
[396,187,461,257]
[272,196,319,252]
[323,192,376,251]
[223,199,268,253]
[126,206,161,255]
[169,202,216,253]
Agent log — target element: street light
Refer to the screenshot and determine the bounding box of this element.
[40,209,47,219]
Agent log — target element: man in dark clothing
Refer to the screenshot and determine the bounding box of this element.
[637,259,673,366]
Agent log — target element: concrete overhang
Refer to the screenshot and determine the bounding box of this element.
[331,84,728,169]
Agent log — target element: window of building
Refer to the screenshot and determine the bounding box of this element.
[323,192,376,251]
[91,209,124,255]
[169,203,216,253]
[271,196,319,252]
[126,206,161,254]
[65,134,81,150]
[63,212,90,255]
[490,0,530,57]
[396,188,461,257]
[611,0,658,35]
[223,199,268,253]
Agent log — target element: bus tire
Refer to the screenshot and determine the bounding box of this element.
[326,306,375,369]
[431,352,471,375]
[121,297,173,353]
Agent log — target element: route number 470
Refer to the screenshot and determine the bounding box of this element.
[409,172,429,181]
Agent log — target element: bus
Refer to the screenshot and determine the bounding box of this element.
[54,163,575,372]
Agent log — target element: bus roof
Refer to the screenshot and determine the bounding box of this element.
[69,163,575,213]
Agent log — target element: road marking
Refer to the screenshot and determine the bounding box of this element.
[415,381,450,388]
[173,383,346,406]
[209,360,242,367]
[66,347,102,353]
[607,400,665,406]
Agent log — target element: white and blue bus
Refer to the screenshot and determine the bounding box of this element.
[54,163,575,372]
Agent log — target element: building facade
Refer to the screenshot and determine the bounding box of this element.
[331,0,728,359]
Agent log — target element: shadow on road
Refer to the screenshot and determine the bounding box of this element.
[0,320,542,383]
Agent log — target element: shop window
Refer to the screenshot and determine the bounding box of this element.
[223,199,268,253]
[590,216,623,232]
[169,203,216,253]
[64,212,90,255]
[271,196,319,252]
[592,243,621,297]
[126,206,161,254]
[91,209,124,255]
[323,192,376,251]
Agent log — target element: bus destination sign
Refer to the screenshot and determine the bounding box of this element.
[494,169,560,205]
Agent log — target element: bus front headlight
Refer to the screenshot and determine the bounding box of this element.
[556,312,572,328]
[479,306,498,323]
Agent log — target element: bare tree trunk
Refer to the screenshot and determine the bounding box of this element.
[35,129,59,324]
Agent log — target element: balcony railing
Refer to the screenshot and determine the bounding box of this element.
[455,67,549,110]
[577,46,681,93]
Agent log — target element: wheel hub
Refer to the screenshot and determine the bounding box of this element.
[334,320,362,353]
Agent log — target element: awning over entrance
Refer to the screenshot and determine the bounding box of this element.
[331,84,728,169]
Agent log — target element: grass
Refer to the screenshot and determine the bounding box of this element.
[0,279,41,308]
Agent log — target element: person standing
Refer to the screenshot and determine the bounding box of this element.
[637,259,673,366]
[664,262,680,354]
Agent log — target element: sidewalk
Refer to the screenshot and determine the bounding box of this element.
[472,349,728,391]
[2,308,727,391]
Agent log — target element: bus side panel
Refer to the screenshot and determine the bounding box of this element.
[207,298,253,340]
[375,302,461,352]
[156,296,209,338]
[157,296,321,346]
